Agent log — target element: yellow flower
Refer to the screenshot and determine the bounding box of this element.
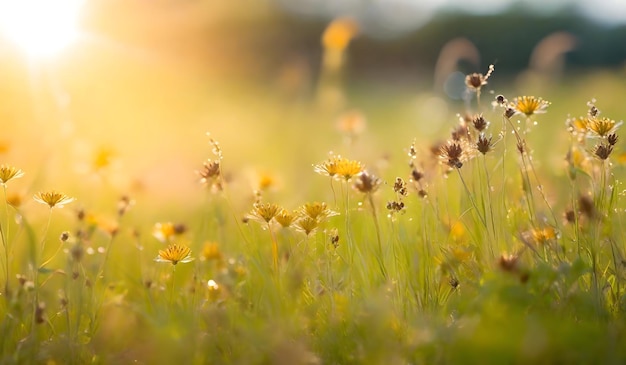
[0,165,24,185]
[587,117,622,138]
[92,147,115,171]
[247,202,281,224]
[335,157,363,181]
[155,243,194,265]
[294,216,319,236]
[511,96,550,117]
[152,222,186,243]
[314,156,341,178]
[274,209,297,228]
[201,242,223,261]
[33,191,75,209]
[298,202,338,221]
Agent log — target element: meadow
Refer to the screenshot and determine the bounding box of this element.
[2,27,626,363]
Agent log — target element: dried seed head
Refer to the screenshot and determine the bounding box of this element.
[593,143,613,160]
[608,133,619,146]
[60,231,70,242]
[504,107,517,119]
[393,177,408,196]
[386,201,405,213]
[411,169,424,182]
[476,134,494,155]
[471,114,488,132]
[498,254,519,272]
[440,142,464,169]
[353,171,382,194]
[578,195,596,219]
[495,94,507,105]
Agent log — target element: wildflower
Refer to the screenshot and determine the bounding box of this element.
[504,107,517,119]
[117,195,134,217]
[476,134,494,155]
[593,143,613,160]
[511,96,550,117]
[353,171,382,194]
[465,64,494,94]
[471,114,489,132]
[201,242,223,262]
[495,94,507,106]
[411,168,424,183]
[440,142,465,168]
[567,116,589,137]
[294,216,319,236]
[335,157,364,181]
[298,202,338,221]
[198,159,222,189]
[0,165,24,185]
[314,155,341,178]
[275,208,297,228]
[247,202,281,224]
[393,177,408,196]
[153,222,186,243]
[92,147,115,171]
[257,172,276,191]
[530,227,557,244]
[33,191,75,209]
[587,117,621,138]
[6,191,23,208]
[154,243,194,265]
[386,201,405,213]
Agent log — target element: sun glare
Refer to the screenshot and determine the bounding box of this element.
[0,0,84,58]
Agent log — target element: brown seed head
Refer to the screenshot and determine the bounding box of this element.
[440,142,464,169]
[476,134,494,155]
[353,171,382,194]
[593,143,613,160]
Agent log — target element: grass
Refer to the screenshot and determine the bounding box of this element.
[1,63,626,364]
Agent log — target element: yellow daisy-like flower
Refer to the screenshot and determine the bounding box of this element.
[299,201,338,221]
[294,216,319,236]
[154,243,194,265]
[0,165,24,185]
[274,208,297,228]
[511,96,550,117]
[33,191,75,209]
[201,242,223,261]
[314,156,341,178]
[335,157,364,181]
[587,117,622,138]
[247,202,281,224]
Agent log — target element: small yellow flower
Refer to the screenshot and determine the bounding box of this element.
[314,156,341,178]
[152,222,186,243]
[201,242,223,261]
[335,157,363,181]
[155,243,194,265]
[274,209,297,228]
[294,216,319,236]
[587,117,622,138]
[33,191,75,209]
[0,165,24,185]
[298,202,338,221]
[92,147,115,171]
[511,96,550,117]
[247,202,281,224]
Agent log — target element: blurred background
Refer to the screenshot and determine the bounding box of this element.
[0,0,625,208]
